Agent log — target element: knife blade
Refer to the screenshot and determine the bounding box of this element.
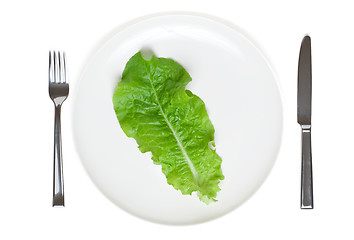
[297,35,313,209]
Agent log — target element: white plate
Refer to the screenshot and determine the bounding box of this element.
[73,13,283,225]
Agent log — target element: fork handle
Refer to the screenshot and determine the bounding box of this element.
[53,105,65,206]
[301,125,313,209]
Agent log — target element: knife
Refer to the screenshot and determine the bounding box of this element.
[297,35,313,209]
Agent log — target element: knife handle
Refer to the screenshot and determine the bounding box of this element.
[301,125,313,209]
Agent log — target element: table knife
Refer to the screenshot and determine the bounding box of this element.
[297,35,313,209]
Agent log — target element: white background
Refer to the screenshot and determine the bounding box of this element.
[0,0,353,239]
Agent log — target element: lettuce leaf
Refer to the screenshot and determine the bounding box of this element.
[113,52,224,204]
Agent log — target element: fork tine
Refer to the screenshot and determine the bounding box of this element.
[53,51,57,83]
[58,51,62,83]
[55,51,60,83]
[62,52,67,83]
[55,51,61,83]
[49,51,52,83]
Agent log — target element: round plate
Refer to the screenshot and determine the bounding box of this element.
[72,12,282,225]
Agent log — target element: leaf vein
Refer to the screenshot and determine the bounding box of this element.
[143,62,198,181]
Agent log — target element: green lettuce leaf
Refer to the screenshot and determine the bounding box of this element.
[113,52,224,204]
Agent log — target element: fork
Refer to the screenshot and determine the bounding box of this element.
[48,51,69,207]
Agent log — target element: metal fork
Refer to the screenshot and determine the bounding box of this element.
[48,51,69,207]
